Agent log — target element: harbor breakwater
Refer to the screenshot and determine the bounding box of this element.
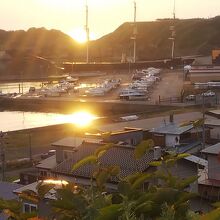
[0,97,177,116]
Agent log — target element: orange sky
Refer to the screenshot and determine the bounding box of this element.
[0,0,219,40]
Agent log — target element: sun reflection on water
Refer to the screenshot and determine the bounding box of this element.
[55,111,98,127]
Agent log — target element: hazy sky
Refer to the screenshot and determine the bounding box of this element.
[0,0,219,40]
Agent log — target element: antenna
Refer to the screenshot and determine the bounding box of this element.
[85,0,89,63]
[132,1,137,63]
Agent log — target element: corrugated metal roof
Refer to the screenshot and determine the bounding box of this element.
[202,143,220,155]
[185,155,208,167]
[52,137,103,148]
[36,155,57,170]
[150,123,193,135]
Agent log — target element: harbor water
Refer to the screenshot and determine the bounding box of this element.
[0,111,76,132]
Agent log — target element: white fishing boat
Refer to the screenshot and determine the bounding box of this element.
[119,89,148,100]
[85,87,105,96]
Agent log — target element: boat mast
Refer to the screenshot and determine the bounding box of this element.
[170,0,176,60]
[85,0,89,63]
[133,1,137,63]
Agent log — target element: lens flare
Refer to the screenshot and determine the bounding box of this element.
[68,111,97,127]
[43,179,69,186]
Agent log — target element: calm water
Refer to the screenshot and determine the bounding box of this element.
[0,111,74,132]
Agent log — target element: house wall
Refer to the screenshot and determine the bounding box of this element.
[198,184,220,201]
[165,160,198,193]
[55,146,78,163]
[108,130,143,146]
[209,127,220,140]
[152,133,165,147]
[208,154,220,180]
[166,134,180,147]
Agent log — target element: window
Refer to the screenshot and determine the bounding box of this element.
[23,203,37,213]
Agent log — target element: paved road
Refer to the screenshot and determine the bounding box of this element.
[98,111,202,132]
[149,70,183,103]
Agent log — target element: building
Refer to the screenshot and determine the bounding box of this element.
[199,143,220,200]
[188,65,220,83]
[149,117,206,153]
[0,182,23,220]
[205,110,220,143]
[212,49,220,64]
[14,125,211,217]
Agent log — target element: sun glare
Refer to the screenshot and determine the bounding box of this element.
[68,28,97,43]
[43,179,69,186]
[68,111,98,127]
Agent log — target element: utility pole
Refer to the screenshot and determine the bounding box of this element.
[131,1,137,63]
[0,131,6,181]
[202,94,205,149]
[28,132,32,163]
[85,0,89,64]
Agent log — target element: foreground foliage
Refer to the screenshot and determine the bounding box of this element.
[1,141,220,219]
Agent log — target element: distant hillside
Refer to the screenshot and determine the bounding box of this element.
[1,17,220,62]
[1,17,220,77]
[90,16,220,61]
[0,27,79,59]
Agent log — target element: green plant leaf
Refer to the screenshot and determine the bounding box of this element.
[149,161,162,167]
[72,155,97,171]
[131,173,152,189]
[193,118,204,128]
[134,139,154,159]
[109,165,120,176]
[176,176,198,190]
[174,192,198,208]
[200,208,220,220]
[118,181,132,196]
[213,202,220,208]
[36,183,55,200]
[95,169,111,189]
[97,204,122,220]
[94,143,114,158]
[175,153,190,160]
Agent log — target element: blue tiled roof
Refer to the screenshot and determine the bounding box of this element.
[0,182,23,200]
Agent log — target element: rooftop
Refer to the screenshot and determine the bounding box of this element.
[0,182,23,200]
[150,123,193,135]
[52,137,103,148]
[98,112,202,132]
[184,155,208,167]
[36,155,57,170]
[199,178,220,187]
[14,181,61,200]
[53,144,154,180]
[202,143,220,155]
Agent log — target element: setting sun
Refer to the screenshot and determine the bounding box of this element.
[68,28,96,43]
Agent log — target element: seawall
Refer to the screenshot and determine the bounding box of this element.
[0,97,178,116]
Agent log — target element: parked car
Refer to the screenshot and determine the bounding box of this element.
[185,94,195,101]
[202,90,216,97]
